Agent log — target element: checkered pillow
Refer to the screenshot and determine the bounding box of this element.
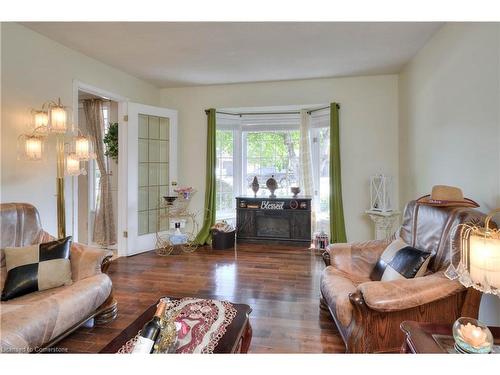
[1,237,73,301]
[370,238,432,281]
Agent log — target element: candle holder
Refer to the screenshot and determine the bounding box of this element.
[452,317,493,353]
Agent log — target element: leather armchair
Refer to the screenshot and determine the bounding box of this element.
[0,203,117,352]
[320,200,486,353]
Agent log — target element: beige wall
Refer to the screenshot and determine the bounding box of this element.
[1,23,160,236]
[160,75,400,241]
[399,22,500,324]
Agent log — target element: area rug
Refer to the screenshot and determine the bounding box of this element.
[117,297,237,354]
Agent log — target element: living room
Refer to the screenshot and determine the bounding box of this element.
[1,0,499,373]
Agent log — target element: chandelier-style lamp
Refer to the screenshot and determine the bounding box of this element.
[48,98,71,134]
[446,209,500,296]
[18,133,45,161]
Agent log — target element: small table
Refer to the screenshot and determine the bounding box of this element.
[100,298,252,354]
[400,321,500,353]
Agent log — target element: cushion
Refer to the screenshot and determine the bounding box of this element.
[1,237,72,301]
[370,238,407,280]
[381,246,432,281]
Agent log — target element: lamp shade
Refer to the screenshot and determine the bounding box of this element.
[469,233,500,291]
[49,105,68,133]
[74,135,92,160]
[18,134,44,161]
[446,209,500,296]
[66,152,83,176]
[33,110,49,129]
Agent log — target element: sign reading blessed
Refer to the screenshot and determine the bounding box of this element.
[260,201,285,210]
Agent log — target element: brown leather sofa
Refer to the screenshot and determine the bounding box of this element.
[320,200,486,353]
[0,203,117,353]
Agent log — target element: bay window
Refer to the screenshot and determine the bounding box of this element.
[215,108,331,234]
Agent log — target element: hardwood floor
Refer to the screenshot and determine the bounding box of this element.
[57,243,345,353]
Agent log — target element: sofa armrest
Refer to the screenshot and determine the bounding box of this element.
[323,237,393,277]
[356,272,465,312]
[70,242,113,281]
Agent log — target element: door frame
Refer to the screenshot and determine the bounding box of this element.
[72,80,128,252]
[123,102,178,256]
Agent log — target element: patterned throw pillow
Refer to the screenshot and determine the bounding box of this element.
[1,237,73,301]
[370,238,432,281]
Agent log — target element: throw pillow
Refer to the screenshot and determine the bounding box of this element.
[1,236,73,301]
[380,246,432,281]
[370,238,408,280]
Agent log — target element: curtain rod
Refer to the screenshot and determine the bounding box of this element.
[79,98,112,103]
[205,104,337,116]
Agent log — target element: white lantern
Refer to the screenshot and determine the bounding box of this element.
[369,174,393,213]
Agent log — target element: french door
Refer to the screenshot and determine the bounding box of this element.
[118,102,178,256]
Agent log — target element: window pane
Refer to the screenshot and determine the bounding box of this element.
[216,129,235,222]
[244,130,300,197]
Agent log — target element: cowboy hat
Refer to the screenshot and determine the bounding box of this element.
[416,185,479,208]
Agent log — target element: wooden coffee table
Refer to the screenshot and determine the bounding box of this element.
[400,321,500,353]
[100,298,252,354]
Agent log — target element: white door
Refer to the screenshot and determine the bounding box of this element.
[118,102,178,256]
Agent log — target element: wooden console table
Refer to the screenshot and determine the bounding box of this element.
[236,196,311,246]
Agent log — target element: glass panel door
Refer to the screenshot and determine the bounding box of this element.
[138,114,170,235]
[123,102,177,256]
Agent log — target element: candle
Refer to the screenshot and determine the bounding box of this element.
[458,322,488,348]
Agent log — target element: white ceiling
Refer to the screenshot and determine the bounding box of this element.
[23,22,443,88]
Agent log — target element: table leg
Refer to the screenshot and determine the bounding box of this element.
[240,321,253,353]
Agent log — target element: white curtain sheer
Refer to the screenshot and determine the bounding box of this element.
[299,110,318,234]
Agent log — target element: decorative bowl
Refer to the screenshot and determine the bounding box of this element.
[452,317,493,353]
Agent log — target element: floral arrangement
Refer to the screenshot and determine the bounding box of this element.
[174,186,195,199]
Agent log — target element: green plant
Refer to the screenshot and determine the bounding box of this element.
[104,122,119,162]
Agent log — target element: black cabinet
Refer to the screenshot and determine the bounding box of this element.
[236,197,311,246]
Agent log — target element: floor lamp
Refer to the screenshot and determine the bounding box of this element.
[18,98,94,238]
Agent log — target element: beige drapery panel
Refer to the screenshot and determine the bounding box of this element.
[83,99,116,246]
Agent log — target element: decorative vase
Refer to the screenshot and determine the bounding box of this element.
[251,176,259,197]
[291,186,301,197]
[266,175,278,198]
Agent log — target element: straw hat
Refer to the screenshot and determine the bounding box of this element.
[416,185,479,208]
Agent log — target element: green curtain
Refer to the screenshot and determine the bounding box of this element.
[194,108,217,245]
[329,103,347,243]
